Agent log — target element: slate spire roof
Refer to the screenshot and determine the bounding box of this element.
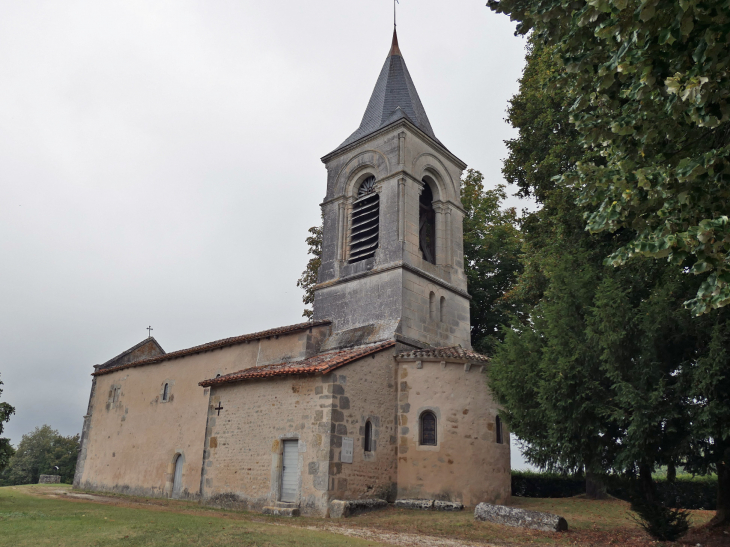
[330,29,439,155]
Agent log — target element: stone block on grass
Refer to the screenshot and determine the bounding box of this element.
[38,475,61,484]
[474,503,568,532]
[329,498,388,518]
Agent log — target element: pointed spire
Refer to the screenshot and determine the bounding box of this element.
[327,31,439,156]
[389,28,402,57]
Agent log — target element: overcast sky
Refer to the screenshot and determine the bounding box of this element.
[0,1,536,469]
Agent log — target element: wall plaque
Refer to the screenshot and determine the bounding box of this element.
[341,436,354,464]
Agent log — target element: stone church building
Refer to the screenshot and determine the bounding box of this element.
[73,31,511,516]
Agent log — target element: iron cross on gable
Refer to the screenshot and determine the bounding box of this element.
[147,326,153,338]
[214,402,223,416]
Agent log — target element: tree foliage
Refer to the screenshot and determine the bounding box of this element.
[461,169,523,353]
[488,0,730,315]
[1,425,79,485]
[296,223,323,319]
[0,374,15,474]
[490,35,730,527]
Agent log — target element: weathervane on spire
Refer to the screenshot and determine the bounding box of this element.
[394,0,399,28]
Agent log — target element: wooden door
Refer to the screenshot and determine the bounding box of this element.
[172,455,183,498]
[280,440,298,503]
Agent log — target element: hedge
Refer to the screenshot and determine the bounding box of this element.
[511,471,717,510]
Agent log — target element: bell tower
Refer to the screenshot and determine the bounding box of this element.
[313,30,471,350]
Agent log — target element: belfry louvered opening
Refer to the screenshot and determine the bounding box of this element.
[349,176,379,263]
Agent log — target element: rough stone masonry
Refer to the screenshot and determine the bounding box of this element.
[474,503,569,532]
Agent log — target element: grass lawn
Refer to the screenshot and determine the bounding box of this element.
[0,484,720,547]
[0,485,390,547]
[327,496,716,546]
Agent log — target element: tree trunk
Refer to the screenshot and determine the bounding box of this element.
[586,470,607,500]
[667,461,676,483]
[638,464,656,504]
[709,451,729,526]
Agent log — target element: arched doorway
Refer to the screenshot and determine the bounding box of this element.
[172,454,183,499]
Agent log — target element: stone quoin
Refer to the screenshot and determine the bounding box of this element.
[72,29,511,516]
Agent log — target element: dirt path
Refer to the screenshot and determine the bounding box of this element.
[13,486,496,547]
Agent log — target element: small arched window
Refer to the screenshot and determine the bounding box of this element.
[349,176,379,263]
[496,415,504,444]
[419,180,436,264]
[420,411,437,446]
[429,292,436,320]
[162,383,169,402]
[439,296,446,322]
[364,420,373,452]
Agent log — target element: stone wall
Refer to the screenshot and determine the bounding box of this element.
[200,350,399,516]
[200,375,327,514]
[322,350,398,502]
[74,326,329,499]
[395,359,511,506]
[39,475,61,484]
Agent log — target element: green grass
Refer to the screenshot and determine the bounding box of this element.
[317,496,715,546]
[0,486,388,547]
[0,484,718,547]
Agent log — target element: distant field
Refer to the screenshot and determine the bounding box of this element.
[0,484,718,547]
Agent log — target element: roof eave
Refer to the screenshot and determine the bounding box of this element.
[92,320,332,377]
[199,341,396,388]
[321,117,467,170]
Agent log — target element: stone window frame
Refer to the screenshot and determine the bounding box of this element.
[270,434,302,505]
[416,407,441,451]
[413,166,455,269]
[364,420,374,453]
[108,385,121,405]
[439,296,446,322]
[160,380,174,404]
[347,172,382,264]
[496,415,504,445]
[419,178,437,264]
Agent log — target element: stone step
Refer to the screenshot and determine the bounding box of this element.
[262,506,300,517]
[273,501,298,509]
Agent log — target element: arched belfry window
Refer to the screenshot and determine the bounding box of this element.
[419,181,436,264]
[364,420,373,452]
[420,411,437,446]
[349,176,379,263]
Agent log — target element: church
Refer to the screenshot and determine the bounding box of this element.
[73,30,511,517]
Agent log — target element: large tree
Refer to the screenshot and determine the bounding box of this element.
[0,374,15,474]
[488,0,730,315]
[461,169,523,353]
[490,36,730,525]
[1,425,79,485]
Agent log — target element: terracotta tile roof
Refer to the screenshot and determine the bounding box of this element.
[93,321,331,377]
[199,340,396,387]
[396,345,489,363]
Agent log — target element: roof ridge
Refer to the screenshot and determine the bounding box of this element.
[199,340,396,387]
[93,320,332,377]
[396,345,489,363]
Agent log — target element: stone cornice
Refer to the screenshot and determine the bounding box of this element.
[321,118,467,171]
[313,260,471,300]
